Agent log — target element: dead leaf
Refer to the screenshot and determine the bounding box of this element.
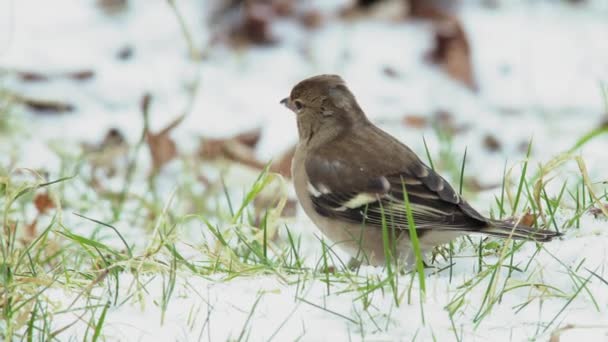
[342,0,408,20]
[428,20,476,90]
[17,71,48,82]
[433,110,469,135]
[231,2,277,46]
[483,134,501,152]
[549,324,578,342]
[589,204,608,218]
[408,0,476,90]
[67,70,95,81]
[34,192,55,214]
[15,95,74,114]
[505,212,537,227]
[382,66,400,78]
[222,139,266,170]
[234,128,262,148]
[409,0,452,19]
[299,10,323,29]
[117,45,134,60]
[198,129,296,178]
[324,265,337,274]
[272,0,295,16]
[198,128,261,164]
[25,219,38,241]
[464,177,499,192]
[146,115,184,173]
[83,128,129,170]
[520,212,537,227]
[16,70,95,82]
[402,114,428,128]
[97,0,128,14]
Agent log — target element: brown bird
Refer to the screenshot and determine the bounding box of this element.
[281,74,561,267]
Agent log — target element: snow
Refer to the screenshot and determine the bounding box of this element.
[1,0,608,341]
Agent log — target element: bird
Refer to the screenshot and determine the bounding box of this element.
[280,74,561,267]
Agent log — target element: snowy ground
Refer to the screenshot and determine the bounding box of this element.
[1,0,608,341]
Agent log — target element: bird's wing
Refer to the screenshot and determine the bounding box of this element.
[304,146,488,233]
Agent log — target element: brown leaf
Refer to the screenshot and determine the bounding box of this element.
[504,212,537,227]
[409,0,452,20]
[82,128,128,170]
[146,115,184,173]
[382,66,400,78]
[464,177,499,192]
[141,93,151,114]
[428,20,476,90]
[549,324,577,342]
[16,70,94,82]
[142,92,182,173]
[17,95,74,114]
[97,0,128,14]
[198,128,261,162]
[199,134,264,170]
[222,140,266,169]
[198,138,227,160]
[234,128,262,148]
[272,0,295,16]
[589,204,608,218]
[232,2,277,46]
[198,132,296,179]
[67,70,95,81]
[408,0,476,90]
[25,218,38,241]
[117,45,134,60]
[433,110,469,135]
[402,114,428,128]
[483,134,501,152]
[17,71,49,82]
[520,212,537,227]
[34,193,55,214]
[341,0,408,20]
[299,10,323,29]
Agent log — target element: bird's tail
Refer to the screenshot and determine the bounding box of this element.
[481,220,562,242]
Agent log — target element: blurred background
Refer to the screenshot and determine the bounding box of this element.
[1,1,608,340]
[1,0,607,229]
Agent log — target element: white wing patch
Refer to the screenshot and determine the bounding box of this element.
[307,182,331,197]
[337,193,379,211]
[317,183,331,194]
[307,182,321,197]
[380,177,391,191]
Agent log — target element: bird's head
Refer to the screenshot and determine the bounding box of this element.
[281,74,367,143]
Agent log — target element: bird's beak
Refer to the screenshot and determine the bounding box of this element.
[280,97,294,111]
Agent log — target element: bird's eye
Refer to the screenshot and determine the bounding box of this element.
[294,100,303,111]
